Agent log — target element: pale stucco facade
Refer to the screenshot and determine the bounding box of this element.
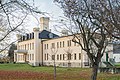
[42,36,90,67]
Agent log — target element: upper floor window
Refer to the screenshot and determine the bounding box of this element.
[30,43,31,50]
[47,44,48,49]
[25,44,26,50]
[57,42,59,48]
[32,43,34,50]
[28,44,29,50]
[44,44,46,49]
[67,41,69,47]
[67,40,72,47]
[60,42,62,48]
[63,41,65,47]
[51,43,55,48]
[69,40,71,46]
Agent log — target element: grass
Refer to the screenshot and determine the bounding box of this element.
[0,63,120,80]
[0,63,87,73]
[115,63,120,67]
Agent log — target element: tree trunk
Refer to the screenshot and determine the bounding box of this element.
[91,63,99,80]
[54,60,56,80]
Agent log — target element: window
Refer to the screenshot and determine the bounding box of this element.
[63,54,65,60]
[52,55,55,60]
[25,44,26,50]
[68,53,71,60]
[45,54,46,60]
[47,44,48,49]
[79,53,81,60]
[30,43,31,50]
[57,42,59,48]
[30,54,31,60]
[57,55,59,60]
[44,44,46,49]
[30,33,32,39]
[18,55,20,61]
[60,42,62,48]
[74,53,76,60]
[47,53,48,60]
[51,43,55,48]
[60,54,62,60]
[23,55,25,61]
[32,33,34,39]
[67,41,69,47]
[69,40,71,46]
[63,41,64,47]
[32,43,34,50]
[27,54,29,60]
[67,40,72,47]
[28,44,29,50]
[32,54,34,60]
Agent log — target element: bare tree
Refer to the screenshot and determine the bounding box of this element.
[50,47,58,80]
[55,0,120,39]
[0,0,43,52]
[89,0,120,39]
[64,47,72,68]
[54,0,113,80]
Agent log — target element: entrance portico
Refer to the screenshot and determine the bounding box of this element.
[14,50,28,63]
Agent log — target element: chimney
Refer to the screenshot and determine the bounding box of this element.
[61,29,68,36]
[40,17,49,31]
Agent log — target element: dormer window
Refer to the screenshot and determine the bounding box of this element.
[26,34,29,40]
[32,33,34,39]
[49,33,53,38]
[30,33,32,39]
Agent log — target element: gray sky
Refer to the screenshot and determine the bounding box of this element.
[26,0,64,33]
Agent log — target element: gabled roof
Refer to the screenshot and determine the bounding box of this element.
[39,30,59,39]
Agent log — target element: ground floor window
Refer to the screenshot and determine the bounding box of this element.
[52,55,55,60]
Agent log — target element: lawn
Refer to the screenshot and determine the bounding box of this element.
[0,63,120,80]
[114,62,120,67]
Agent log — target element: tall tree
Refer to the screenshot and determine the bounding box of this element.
[54,0,117,80]
[55,0,120,39]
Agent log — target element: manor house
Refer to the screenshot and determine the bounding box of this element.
[14,17,113,67]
